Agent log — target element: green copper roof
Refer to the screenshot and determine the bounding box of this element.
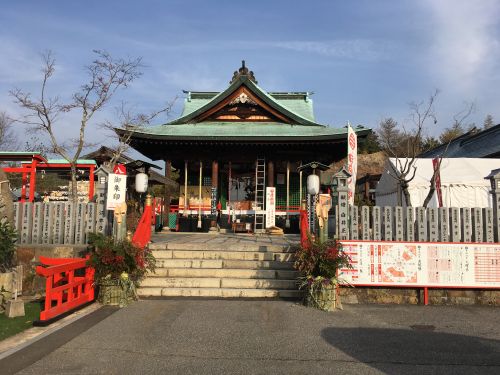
[182,91,315,122]
[125,122,366,141]
[169,76,322,126]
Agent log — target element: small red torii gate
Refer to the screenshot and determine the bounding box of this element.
[0,152,95,202]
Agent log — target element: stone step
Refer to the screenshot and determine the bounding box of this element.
[158,250,294,262]
[141,277,298,290]
[149,242,293,253]
[137,287,303,298]
[151,268,299,279]
[154,259,295,270]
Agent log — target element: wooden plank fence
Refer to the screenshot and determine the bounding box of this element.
[339,206,499,243]
[13,202,107,245]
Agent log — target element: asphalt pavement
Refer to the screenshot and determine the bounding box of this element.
[1,300,499,374]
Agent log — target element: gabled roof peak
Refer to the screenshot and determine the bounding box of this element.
[230,60,257,84]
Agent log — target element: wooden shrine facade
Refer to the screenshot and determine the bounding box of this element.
[118,61,370,232]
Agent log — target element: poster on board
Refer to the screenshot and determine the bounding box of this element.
[339,241,500,288]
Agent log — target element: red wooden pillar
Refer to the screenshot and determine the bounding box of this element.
[88,165,95,201]
[163,160,172,228]
[28,160,38,202]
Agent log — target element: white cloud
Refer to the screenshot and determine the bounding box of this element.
[422,0,500,93]
[266,40,392,61]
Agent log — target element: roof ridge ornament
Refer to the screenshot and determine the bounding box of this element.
[230,60,258,84]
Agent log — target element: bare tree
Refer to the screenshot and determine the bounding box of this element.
[10,50,142,201]
[380,90,438,206]
[439,102,475,143]
[0,111,20,151]
[101,97,177,168]
[421,102,475,208]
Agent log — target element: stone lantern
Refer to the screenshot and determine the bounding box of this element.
[486,168,500,242]
[331,167,351,240]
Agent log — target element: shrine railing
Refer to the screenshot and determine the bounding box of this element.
[35,256,95,323]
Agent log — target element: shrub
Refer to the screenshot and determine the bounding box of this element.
[86,233,155,284]
[0,222,17,273]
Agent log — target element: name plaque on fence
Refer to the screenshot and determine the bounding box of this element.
[394,207,404,241]
[428,208,438,242]
[450,208,461,242]
[383,207,392,241]
[21,202,33,244]
[361,206,370,240]
[484,208,494,243]
[372,206,381,240]
[462,208,472,242]
[42,204,53,245]
[340,241,500,288]
[439,207,449,242]
[53,203,64,244]
[32,202,43,244]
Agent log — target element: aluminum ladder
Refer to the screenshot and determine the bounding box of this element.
[254,158,266,233]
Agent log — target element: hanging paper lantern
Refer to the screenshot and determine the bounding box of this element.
[135,173,148,193]
[307,174,320,195]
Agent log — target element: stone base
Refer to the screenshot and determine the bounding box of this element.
[340,287,500,305]
[6,299,25,318]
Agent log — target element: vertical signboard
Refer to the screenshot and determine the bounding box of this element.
[484,208,494,243]
[416,207,427,242]
[210,187,217,215]
[106,173,127,210]
[265,187,276,228]
[461,208,472,242]
[472,207,483,243]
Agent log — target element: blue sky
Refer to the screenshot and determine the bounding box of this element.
[1,0,500,161]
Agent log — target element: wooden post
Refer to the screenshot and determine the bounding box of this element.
[299,162,303,207]
[198,161,202,229]
[183,160,188,216]
[163,159,171,229]
[267,160,274,187]
[286,161,290,228]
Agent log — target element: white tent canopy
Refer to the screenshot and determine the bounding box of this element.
[375,158,499,208]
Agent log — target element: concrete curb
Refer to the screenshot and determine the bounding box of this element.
[0,302,101,359]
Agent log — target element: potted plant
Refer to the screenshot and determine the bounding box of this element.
[293,236,351,311]
[87,233,155,307]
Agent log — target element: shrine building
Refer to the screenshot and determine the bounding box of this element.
[119,61,370,233]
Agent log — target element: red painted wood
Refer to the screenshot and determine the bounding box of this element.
[36,256,95,322]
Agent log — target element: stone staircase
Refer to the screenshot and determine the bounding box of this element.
[138,240,302,298]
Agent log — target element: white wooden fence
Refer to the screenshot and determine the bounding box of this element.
[13,202,108,245]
